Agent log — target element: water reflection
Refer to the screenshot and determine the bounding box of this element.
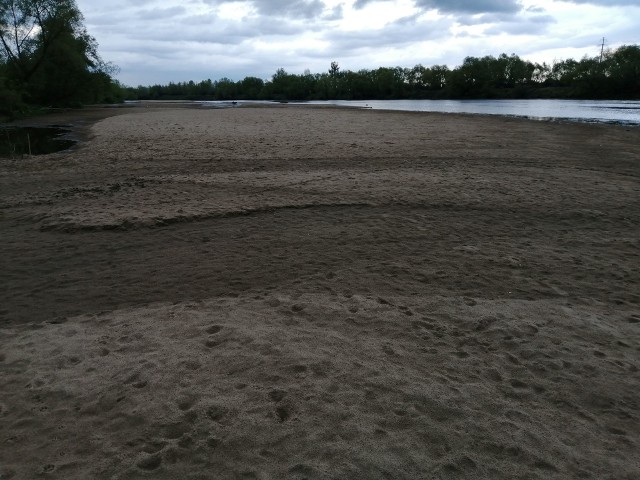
[0,126,76,157]
[303,99,640,125]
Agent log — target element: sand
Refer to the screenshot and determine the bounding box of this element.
[0,104,639,479]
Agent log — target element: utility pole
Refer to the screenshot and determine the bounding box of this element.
[599,37,606,63]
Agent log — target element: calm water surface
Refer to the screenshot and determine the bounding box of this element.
[199,98,640,125]
[303,99,640,125]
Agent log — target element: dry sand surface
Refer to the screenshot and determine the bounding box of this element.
[1,104,639,479]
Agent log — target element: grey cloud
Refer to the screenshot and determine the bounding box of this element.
[322,15,452,55]
[484,14,556,36]
[393,13,422,26]
[456,9,556,27]
[455,12,514,26]
[137,6,187,20]
[249,0,327,19]
[324,4,344,21]
[126,13,307,44]
[563,0,640,5]
[414,0,522,14]
[353,0,392,8]
[353,0,369,8]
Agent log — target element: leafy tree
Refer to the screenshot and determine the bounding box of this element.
[329,61,340,77]
[213,77,237,99]
[0,0,119,108]
[237,76,263,99]
[604,45,640,97]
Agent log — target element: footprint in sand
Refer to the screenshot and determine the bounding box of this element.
[206,404,228,422]
[509,379,528,389]
[141,440,166,454]
[206,437,221,448]
[136,453,162,471]
[269,389,287,402]
[176,394,198,411]
[182,360,202,370]
[276,404,291,422]
[382,345,395,356]
[289,365,308,374]
[475,316,498,331]
[267,298,281,308]
[162,421,192,440]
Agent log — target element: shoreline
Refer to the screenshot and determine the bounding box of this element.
[4,98,638,138]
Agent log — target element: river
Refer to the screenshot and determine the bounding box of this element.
[298,99,640,126]
[198,98,640,125]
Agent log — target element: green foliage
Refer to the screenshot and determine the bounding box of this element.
[0,72,24,117]
[0,0,120,112]
[124,45,640,102]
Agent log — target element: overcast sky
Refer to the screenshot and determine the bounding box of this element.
[74,0,639,86]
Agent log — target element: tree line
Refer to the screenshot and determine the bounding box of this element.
[1,0,122,117]
[127,46,640,102]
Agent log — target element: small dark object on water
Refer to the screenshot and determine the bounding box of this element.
[0,126,76,157]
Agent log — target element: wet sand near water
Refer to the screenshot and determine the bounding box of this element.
[1,104,639,479]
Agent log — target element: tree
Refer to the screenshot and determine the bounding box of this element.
[604,45,640,97]
[329,61,340,77]
[237,76,264,99]
[0,0,118,107]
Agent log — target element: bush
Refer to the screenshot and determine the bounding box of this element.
[0,79,26,118]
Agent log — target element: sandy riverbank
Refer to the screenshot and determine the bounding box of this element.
[1,104,639,479]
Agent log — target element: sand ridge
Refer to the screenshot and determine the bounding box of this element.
[1,105,639,479]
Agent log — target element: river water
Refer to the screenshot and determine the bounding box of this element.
[301,99,640,126]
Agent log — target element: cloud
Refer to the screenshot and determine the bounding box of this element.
[354,0,522,14]
[324,4,344,20]
[414,0,522,15]
[248,0,327,19]
[484,14,557,36]
[137,6,186,20]
[563,0,640,5]
[526,5,545,13]
[317,13,453,64]
[353,0,390,8]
